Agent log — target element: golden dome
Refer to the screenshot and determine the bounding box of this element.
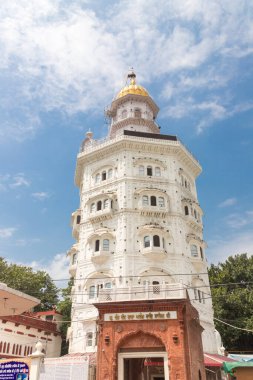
[116,70,149,99]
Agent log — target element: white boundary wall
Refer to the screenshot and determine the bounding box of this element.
[40,356,89,380]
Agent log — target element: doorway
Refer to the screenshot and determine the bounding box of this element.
[118,352,169,380]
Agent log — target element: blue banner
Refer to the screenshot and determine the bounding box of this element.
[0,361,29,380]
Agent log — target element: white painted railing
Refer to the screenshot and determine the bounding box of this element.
[89,283,186,303]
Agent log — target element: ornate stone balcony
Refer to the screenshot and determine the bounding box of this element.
[91,250,111,264]
[87,283,186,304]
[141,246,167,259]
[89,209,113,223]
[69,262,77,276]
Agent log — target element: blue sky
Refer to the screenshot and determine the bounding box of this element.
[0,0,253,282]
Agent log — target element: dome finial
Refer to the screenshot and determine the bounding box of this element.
[116,69,149,99]
[127,67,136,85]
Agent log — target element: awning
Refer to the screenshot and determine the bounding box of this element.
[204,353,235,367]
[223,361,253,375]
[228,354,253,362]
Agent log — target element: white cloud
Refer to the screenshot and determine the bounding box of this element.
[28,253,69,288]
[9,173,30,188]
[218,197,237,208]
[207,231,253,264]
[0,173,30,190]
[32,192,50,201]
[225,211,253,229]
[0,112,41,142]
[0,227,17,238]
[0,0,253,138]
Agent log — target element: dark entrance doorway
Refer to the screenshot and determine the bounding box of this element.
[123,357,165,380]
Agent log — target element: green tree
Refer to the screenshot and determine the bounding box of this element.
[0,257,59,311]
[209,254,253,351]
[57,278,73,355]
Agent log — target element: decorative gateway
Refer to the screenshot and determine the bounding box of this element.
[95,299,206,380]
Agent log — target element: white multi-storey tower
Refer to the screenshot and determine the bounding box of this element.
[68,70,219,355]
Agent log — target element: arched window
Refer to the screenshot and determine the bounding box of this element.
[142,195,149,206]
[102,171,106,181]
[72,253,77,265]
[185,180,187,188]
[139,165,145,176]
[184,206,189,215]
[134,108,141,118]
[95,173,100,183]
[89,285,95,299]
[108,169,113,179]
[150,196,157,206]
[97,200,102,211]
[95,240,100,252]
[200,247,203,259]
[86,332,93,347]
[122,110,127,119]
[194,209,197,219]
[155,167,161,176]
[190,245,198,257]
[144,236,150,248]
[90,203,95,213]
[104,199,110,209]
[153,235,160,247]
[158,197,165,207]
[103,239,109,251]
[76,215,81,224]
[147,166,153,176]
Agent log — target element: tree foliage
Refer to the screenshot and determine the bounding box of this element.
[209,254,253,351]
[57,278,73,355]
[0,257,59,311]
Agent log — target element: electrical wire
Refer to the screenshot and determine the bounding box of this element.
[5,278,253,297]
[214,317,253,333]
[51,272,211,281]
[9,281,253,297]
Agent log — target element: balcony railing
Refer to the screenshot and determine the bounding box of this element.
[88,283,186,303]
[91,250,111,264]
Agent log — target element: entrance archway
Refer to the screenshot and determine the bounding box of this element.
[117,331,169,380]
[118,352,168,380]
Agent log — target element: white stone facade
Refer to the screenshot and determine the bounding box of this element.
[0,312,62,359]
[68,73,219,355]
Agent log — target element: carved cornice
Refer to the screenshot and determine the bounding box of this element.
[186,233,205,245]
[132,157,167,169]
[87,227,115,241]
[110,117,160,137]
[75,135,201,187]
